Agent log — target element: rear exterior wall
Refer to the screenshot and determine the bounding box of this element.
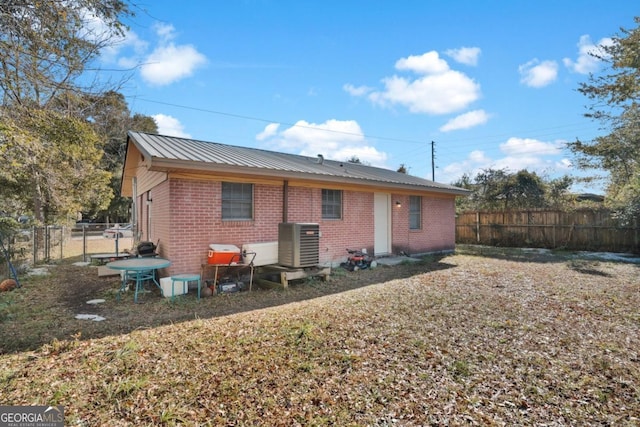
[391,194,456,256]
[149,177,457,276]
[286,186,375,264]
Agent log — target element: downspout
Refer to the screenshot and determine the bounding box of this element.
[146,192,152,241]
[283,180,289,223]
[132,177,138,240]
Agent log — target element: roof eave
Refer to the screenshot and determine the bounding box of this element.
[149,157,470,196]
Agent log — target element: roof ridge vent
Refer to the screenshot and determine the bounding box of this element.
[317,154,324,165]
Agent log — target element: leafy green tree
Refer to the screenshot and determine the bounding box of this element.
[546,176,575,208]
[472,168,511,210]
[55,90,158,222]
[453,173,474,211]
[568,17,640,223]
[454,168,572,211]
[503,170,547,209]
[84,91,157,222]
[0,108,111,223]
[0,1,134,222]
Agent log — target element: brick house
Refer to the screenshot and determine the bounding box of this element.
[121,131,469,276]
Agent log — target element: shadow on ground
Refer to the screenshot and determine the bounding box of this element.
[1,254,456,354]
[456,244,640,266]
[7,245,636,354]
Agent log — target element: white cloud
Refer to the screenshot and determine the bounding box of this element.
[256,119,388,167]
[395,51,450,74]
[441,149,492,181]
[559,158,572,169]
[440,110,490,132]
[113,30,148,65]
[101,29,148,66]
[141,42,207,86]
[500,137,562,156]
[152,114,191,138]
[519,59,558,88]
[350,50,481,115]
[563,35,613,74]
[343,83,373,97]
[256,123,280,141]
[469,150,491,163]
[153,23,176,43]
[445,47,481,66]
[103,21,207,86]
[440,137,570,184]
[80,10,115,46]
[491,155,549,172]
[371,71,480,114]
[85,8,147,65]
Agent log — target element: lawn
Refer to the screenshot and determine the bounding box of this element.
[1,247,639,425]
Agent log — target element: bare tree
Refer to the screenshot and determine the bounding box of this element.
[0,0,132,108]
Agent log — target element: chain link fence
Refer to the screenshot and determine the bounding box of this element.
[1,225,134,280]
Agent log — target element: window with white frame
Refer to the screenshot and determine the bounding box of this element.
[221,182,253,220]
[322,189,342,219]
[409,195,422,229]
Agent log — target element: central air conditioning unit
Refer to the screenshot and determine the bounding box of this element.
[278,223,320,268]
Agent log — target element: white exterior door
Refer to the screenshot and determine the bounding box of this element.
[374,193,391,255]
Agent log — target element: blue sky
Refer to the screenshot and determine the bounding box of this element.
[98,1,638,192]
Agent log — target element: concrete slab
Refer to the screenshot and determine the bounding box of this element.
[98,266,119,277]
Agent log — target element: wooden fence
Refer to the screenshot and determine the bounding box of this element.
[456,209,639,253]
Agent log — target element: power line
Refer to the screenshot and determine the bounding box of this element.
[132,96,601,150]
[133,97,429,145]
[131,96,602,182]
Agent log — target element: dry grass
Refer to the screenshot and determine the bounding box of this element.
[1,248,639,425]
[9,232,134,268]
[63,236,135,258]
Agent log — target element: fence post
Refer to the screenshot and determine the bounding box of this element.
[82,227,87,262]
[476,211,480,243]
[46,226,51,262]
[32,226,37,265]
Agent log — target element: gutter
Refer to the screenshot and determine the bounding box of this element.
[149,157,471,196]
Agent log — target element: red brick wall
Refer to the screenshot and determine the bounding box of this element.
[391,194,456,255]
[152,180,171,254]
[165,179,212,273]
[136,194,144,240]
[286,188,375,264]
[392,194,410,255]
[157,177,457,276]
[135,180,172,278]
[163,179,284,275]
[422,196,457,252]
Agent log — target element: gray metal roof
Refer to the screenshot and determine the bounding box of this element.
[127,131,470,195]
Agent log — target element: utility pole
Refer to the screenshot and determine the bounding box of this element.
[431,141,436,181]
